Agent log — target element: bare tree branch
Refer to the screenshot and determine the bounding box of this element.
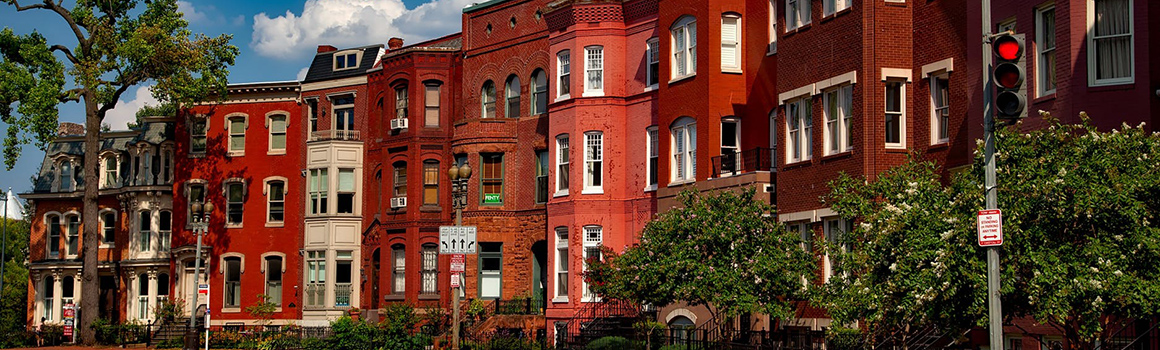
[49,44,78,64]
[6,0,49,11]
[96,77,140,117]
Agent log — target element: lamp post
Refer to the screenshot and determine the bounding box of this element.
[447,162,471,350]
[185,201,213,350]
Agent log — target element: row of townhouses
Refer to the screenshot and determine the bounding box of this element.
[22,0,1158,347]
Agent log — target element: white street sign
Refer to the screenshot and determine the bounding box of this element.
[450,274,461,288]
[978,209,1003,246]
[440,226,478,254]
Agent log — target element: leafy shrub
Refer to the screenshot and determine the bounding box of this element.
[658,345,689,350]
[586,336,633,350]
[328,316,379,350]
[155,338,184,349]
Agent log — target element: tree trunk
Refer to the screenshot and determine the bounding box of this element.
[78,99,101,345]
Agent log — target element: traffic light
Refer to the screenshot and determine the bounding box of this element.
[991,33,1027,120]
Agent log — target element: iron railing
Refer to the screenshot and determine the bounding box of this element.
[309,129,361,142]
[712,147,775,178]
[494,298,546,315]
[334,283,353,307]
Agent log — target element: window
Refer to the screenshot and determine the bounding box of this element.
[479,243,502,299]
[931,74,950,144]
[556,135,570,194]
[66,215,79,256]
[308,99,319,134]
[823,0,850,16]
[374,170,383,213]
[138,211,151,252]
[392,163,407,200]
[423,160,439,205]
[584,132,603,193]
[162,149,173,184]
[721,118,740,173]
[101,212,116,245]
[309,169,328,215]
[265,256,282,305]
[392,245,406,294]
[786,0,811,30]
[1088,0,1133,85]
[671,17,697,79]
[159,211,171,251]
[137,274,149,319]
[42,276,55,321]
[267,181,285,223]
[306,251,325,307]
[425,83,441,127]
[335,251,353,307]
[333,96,355,135]
[103,156,118,188]
[795,222,813,283]
[481,81,497,118]
[721,15,741,71]
[647,127,658,188]
[228,117,246,154]
[554,227,569,299]
[62,276,74,314]
[786,97,812,163]
[823,85,853,154]
[582,226,602,301]
[187,183,206,224]
[885,81,905,147]
[395,85,409,121]
[269,115,287,153]
[505,75,521,118]
[557,51,571,98]
[823,218,853,282]
[338,168,355,214]
[481,153,504,205]
[58,160,73,192]
[531,70,548,115]
[997,18,1016,34]
[646,38,660,86]
[671,117,697,182]
[584,46,603,95]
[156,273,169,306]
[535,150,549,203]
[421,244,438,295]
[1036,6,1057,96]
[140,151,153,185]
[335,52,357,70]
[226,182,244,225]
[190,117,207,154]
[768,0,778,53]
[224,256,241,307]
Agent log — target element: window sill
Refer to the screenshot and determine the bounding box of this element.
[721,68,743,74]
[188,153,206,159]
[418,294,440,300]
[384,294,405,301]
[931,139,950,147]
[265,222,284,228]
[669,179,696,187]
[1033,93,1056,104]
[926,142,949,151]
[554,95,571,103]
[100,243,114,249]
[552,296,570,303]
[267,150,286,156]
[783,158,812,169]
[766,47,777,56]
[228,152,245,157]
[554,190,569,198]
[644,184,657,192]
[221,307,241,314]
[642,85,658,93]
[581,91,604,98]
[581,188,604,195]
[420,205,442,213]
[821,150,854,161]
[581,297,602,303]
[1087,80,1135,91]
[668,74,696,85]
[225,224,243,229]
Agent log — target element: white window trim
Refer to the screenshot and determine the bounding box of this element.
[99,208,117,248]
[768,0,778,55]
[188,115,209,157]
[581,225,603,303]
[1036,4,1057,97]
[553,227,570,303]
[332,50,362,71]
[785,0,811,31]
[219,252,245,312]
[1086,0,1134,87]
[719,118,741,177]
[670,16,697,81]
[556,50,572,101]
[928,72,950,145]
[223,179,247,228]
[881,76,909,149]
[555,134,570,197]
[265,111,289,155]
[582,131,604,194]
[670,118,697,184]
[823,0,851,17]
[821,85,853,156]
[64,212,81,258]
[784,96,812,164]
[224,113,248,157]
[919,58,954,78]
[645,38,660,90]
[583,46,604,97]
[263,177,288,227]
[645,126,659,192]
[721,14,742,73]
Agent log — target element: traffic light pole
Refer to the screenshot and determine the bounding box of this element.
[981,0,1004,349]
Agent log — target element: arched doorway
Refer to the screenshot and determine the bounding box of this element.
[370,248,381,309]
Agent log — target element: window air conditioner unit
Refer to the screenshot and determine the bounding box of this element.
[390,118,409,130]
[390,197,407,209]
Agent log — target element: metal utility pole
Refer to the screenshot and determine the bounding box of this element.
[448,162,471,350]
[981,0,1004,349]
[186,202,213,350]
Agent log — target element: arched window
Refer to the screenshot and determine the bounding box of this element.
[671,117,697,182]
[47,215,61,257]
[721,14,741,71]
[159,211,172,251]
[138,210,152,252]
[669,315,695,342]
[62,276,75,307]
[424,82,442,127]
[420,243,438,295]
[102,156,119,189]
[42,276,55,321]
[228,116,246,155]
[267,180,285,223]
[530,70,547,115]
[392,161,407,200]
[505,75,521,118]
[391,244,405,294]
[223,257,241,307]
[556,51,571,98]
[137,273,149,319]
[58,160,73,192]
[481,81,496,118]
[265,256,283,304]
[101,211,116,246]
[395,84,409,120]
[226,181,244,226]
[66,215,80,257]
[671,16,697,79]
[269,114,287,153]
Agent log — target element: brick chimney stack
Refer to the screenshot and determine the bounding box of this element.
[317,45,337,53]
[56,122,84,136]
[388,37,404,50]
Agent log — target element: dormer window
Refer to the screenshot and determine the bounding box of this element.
[334,52,359,70]
[58,160,74,192]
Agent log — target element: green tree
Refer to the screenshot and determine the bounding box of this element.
[0,217,30,348]
[130,101,175,129]
[585,189,815,322]
[821,113,1160,349]
[0,1,237,343]
[244,294,277,327]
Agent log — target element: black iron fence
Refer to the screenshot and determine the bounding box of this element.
[494,297,545,315]
[712,147,775,178]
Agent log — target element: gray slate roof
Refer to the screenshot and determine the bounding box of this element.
[302,45,384,83]
[30,119,174,193]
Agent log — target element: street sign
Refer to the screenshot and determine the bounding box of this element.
[978,209,1003,246]
[483,193,502,204]
[62,304,75,340]
[440,226,478,254]
[450,274,461,288]
[450,254,466,273]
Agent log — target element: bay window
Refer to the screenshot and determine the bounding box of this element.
[671,117,697,182]
[584,46,603,95]
[583,132,603,193]
[671,17,697,79]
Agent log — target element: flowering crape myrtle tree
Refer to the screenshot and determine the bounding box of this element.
[0,0,237,343]
[585,189,815,322]
[820,113,1160,350]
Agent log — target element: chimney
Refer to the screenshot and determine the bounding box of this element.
[317,45,337,53]
[388,37,404,50]
[57,122,84,136]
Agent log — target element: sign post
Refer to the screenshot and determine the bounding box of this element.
[441,225,477,350]
[978,210,1003,246]
[62,303,76,343]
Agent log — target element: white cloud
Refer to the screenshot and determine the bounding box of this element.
[104,85,159,130]
[177,1,208,23]
[231,15,246,27]
[251,0,472,60]
[296,66,310,81]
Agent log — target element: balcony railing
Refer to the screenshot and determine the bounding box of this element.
[711,147,775,178]
[334,283,352,308]
[309,129,361,142]
[304,283,325,310]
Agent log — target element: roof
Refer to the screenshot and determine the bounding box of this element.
[463,0,511,13]
[29,119,175,193]
[302,44,384,83]
[375,35,463,68]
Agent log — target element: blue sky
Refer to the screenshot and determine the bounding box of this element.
[0,0,469,195]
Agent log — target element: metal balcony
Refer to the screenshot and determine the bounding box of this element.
[309,129,361,142]
[711,147,775,178]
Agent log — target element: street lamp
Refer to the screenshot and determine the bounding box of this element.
[185,201,213,350]
[446,162,470,350]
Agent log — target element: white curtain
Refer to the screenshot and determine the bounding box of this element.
[1094,0,1131,80]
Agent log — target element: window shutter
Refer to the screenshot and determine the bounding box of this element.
[721,17,739,69]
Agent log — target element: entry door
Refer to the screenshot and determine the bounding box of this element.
[183,266,196,316]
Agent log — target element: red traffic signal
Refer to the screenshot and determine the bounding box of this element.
[991,33,1027,120]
